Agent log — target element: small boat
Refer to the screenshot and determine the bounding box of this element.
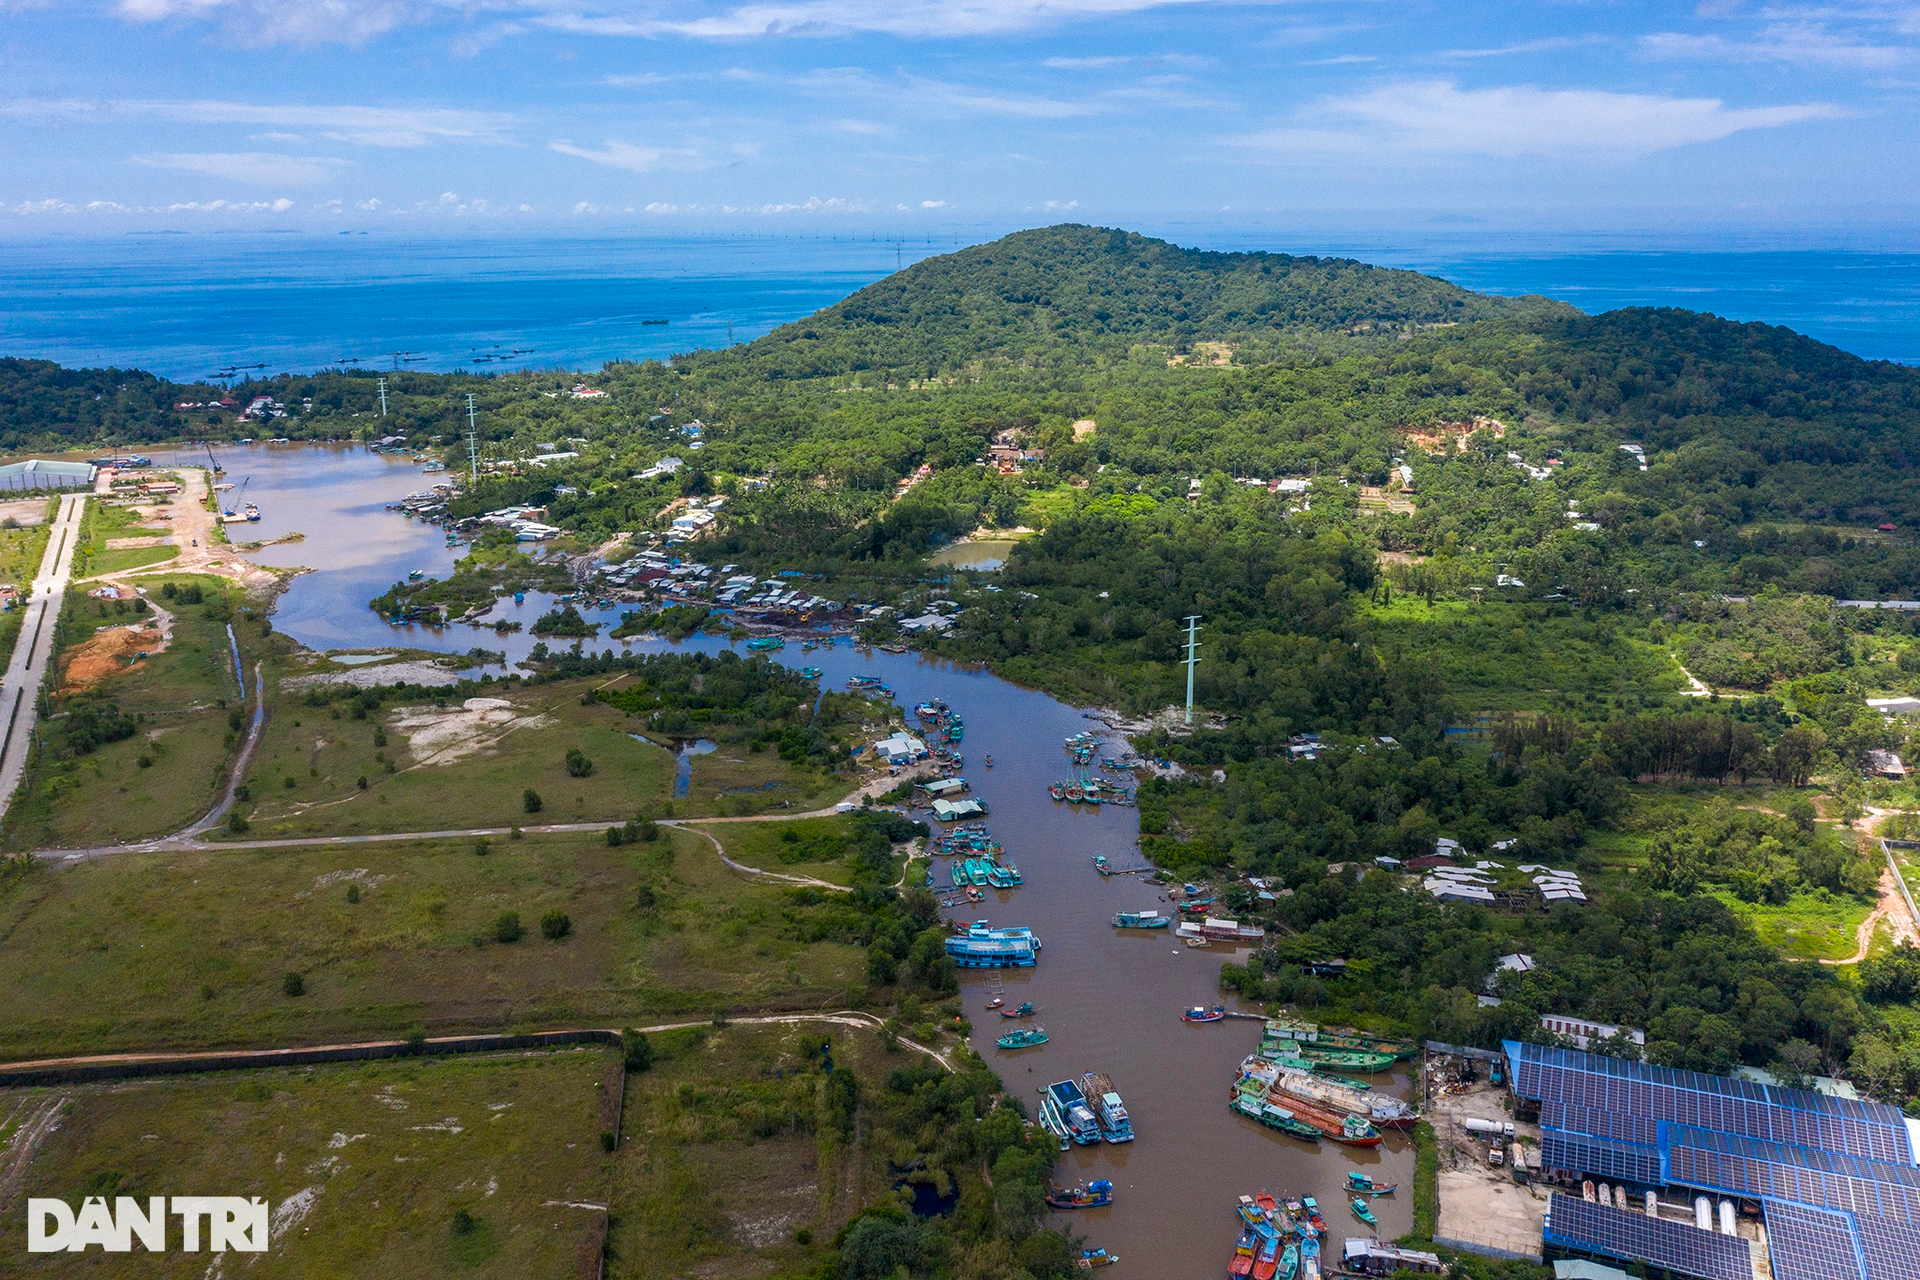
[1112,910,1168,929]
[799,666,822,678]
[1301,1196,1325,1234]
[746,636,785,651]
[1048,783,1066,801]
[997,1026,1047,1050]
[513,591,525,603]
[1000,1001,1034,1019]
[1346,1171,1397,1196]
[408,568,425,580]
[984,755,993,767]
[1228,1227,1260,1277]
[1076,1249,1119,1269]
[1277,1242,1298,1280]
[243,501,260,521]
[986,996,1004,1010]
[1093,855,1111,876]
[1350,1198,1376,1226]
[1184,1004,1227,1023]
[1252,1231,1281,1280]
[1044,1179,1112,1210]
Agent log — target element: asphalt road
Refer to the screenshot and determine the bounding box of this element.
[0,492,85,823]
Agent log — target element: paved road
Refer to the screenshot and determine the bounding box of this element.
[0,493,86,823]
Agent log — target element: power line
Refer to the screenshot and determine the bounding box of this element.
[464,393,480,485]
[377,377,388,418]
[1183,615,1202,726]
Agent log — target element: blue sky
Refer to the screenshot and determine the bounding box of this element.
[2,1,1916,236]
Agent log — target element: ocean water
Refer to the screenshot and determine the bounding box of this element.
[1,233,1917,379]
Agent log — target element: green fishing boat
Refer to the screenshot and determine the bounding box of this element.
[997,1027,1049,1050]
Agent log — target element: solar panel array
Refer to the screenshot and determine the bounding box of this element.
[1509,1043,1913,1164]
[1762,1201,1866,1280]
[1855,1214,1920,1280]
[1665,1125,1920,1226]
[1541,1130,1664,1186]
[1543,1193,1752,1280]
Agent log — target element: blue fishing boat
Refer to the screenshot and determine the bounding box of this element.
[1112,910,1168,929]
[1044,1180,1112,1209]
[944,921,1039,968]
[745,636,784,651]
[1079,1071,1134,1142]
[799,666,822,678]
[1039,1081,1103,1146]
[997,1026,1048,1050]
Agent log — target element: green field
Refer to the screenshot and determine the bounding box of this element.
[0,513,52,674]
[1716,887,1875,962]
[707,815,888,887]
[0,826,869,1061]
[89,543,179,575]
[0,1047,619,1278]
[0,573,256,852]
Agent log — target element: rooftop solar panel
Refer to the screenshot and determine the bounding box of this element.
[1665,1125,1920,1226]
[1542,1130,1664,1187]
[1855,1213,1920,1280]
[1763,1200,1866,1280]
[1544,1193,1751,1280]
[1509,1043,1914,1165]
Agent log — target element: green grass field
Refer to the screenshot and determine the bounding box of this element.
[89,543,179,575]
[0,1047,620,1278]
[0,573,257,852]
[1715,888,1875,962]
[0,826,868,1061]
[707,815,874,887]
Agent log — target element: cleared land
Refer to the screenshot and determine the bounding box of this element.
[0,1047,619,1277]
[0,573,255,852]
[0,827,868,1061]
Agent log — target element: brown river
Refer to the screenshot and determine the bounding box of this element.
[189,442,1418,1278]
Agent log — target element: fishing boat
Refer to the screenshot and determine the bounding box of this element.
[745,636,784,651]
[1277,1241,1299,1280]
[1093,855,1111,876]
[1043,1179,1112,1209]
[408,568,425,580]
[1080,1072,1134,1143]
[1228,1227,1259,1277]
[243,501,260,521]
[1075,1248,1118,1269]
[986,996,1004,1010]
[1048,782,1066,800]
[1299,1235,1320,1280]
[1346,1172,1397,1196]
[965,886,985,903]
[1229,1093,1322,1142]
[514,591,525,603]
[1000,1001,1035,1019]
[799,666,822,678]
[1252,1231,1281,1280]
[1350,1199,1376,1226]
[1040,1080,1103,1146]
[1266,1065,1418,1129]
[1261,1015,1419,1061]
[1112,909,1169,929]
[984,755,993,767]
[1184,1004,1227,1023]
[997,1027,1048,1050]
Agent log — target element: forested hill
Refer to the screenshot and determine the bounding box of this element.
[698,224,1573,379]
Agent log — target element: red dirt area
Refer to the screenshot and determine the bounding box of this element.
[59,622,166,693]
[1402,417,1506,453]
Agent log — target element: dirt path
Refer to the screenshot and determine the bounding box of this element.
[82,467,279,592]
[0,1094,66,1211]
[1672,653,1712,697]
[1821,810,1920,965]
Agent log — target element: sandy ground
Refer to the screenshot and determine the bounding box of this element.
[388,696,552,766]
[58,621,167,693]
[282,660,465,690]
[105,535,170,549]
[1427,1053,1546,1261]
[0,498,51,528]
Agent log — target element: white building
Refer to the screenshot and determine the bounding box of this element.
[1539,1014,1644,1053]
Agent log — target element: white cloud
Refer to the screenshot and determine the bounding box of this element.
[115,0,414,45]
[920,198,945,207]
[1226,80,1845,159]
[549,138,678,171]
[1641,23,1916,70]
[540,0,1216,41]
[132,151,352,185]
[1437,37,1600,60]
[1044,55,1132,69]
[0,98,515,147]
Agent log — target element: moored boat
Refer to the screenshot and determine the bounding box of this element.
[1000,1001,1034,1019]
[1228,1226,1259,1277]
[1113,909,1169,929]
[1251,1231,1281,1280]
[1044,1179,1112,1209]
[1350,1198,1376,1226]
[1076,1248,1118,1269]
[1184,1004,1227,1023]
[997,1027,1048,1050]
[1093,854,1111,876]
[1080,1071,1134,1143]
[1346,1171,1397,1196]
[1040,1080,1103,1145]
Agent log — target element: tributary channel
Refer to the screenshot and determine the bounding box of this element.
[180,442,1419,1277]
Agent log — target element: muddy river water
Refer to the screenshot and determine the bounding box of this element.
[174,442,1418,1276]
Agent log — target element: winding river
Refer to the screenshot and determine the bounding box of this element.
[175,443,1418,1277]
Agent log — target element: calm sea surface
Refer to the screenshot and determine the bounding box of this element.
[2,234,1917,378]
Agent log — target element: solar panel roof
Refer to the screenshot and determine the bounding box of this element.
[1542,1130,1664,1187]
[1762,1200,1866,1280]
[1854,1212,1920,1280]
[1509,1042,1914,1165]
[1665,1124,1920,1226]
[1543,1193,1751,1280]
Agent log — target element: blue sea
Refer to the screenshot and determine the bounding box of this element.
[1,231,1916,380]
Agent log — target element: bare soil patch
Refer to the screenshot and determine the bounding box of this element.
[390,696,553,766]
[58,620,169,693]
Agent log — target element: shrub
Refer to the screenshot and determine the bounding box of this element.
[346,883,360,903]
[599,1131,616,1152]
[356,776,368,790]
[136,754,153,769]
[494,911,523,943]
[540,909,572,940]
[473,837,490,857]
[606,825,625,846]
[565,748,594,778]
[282,972,304,997]
[225,810,250,835]
[635,885,656,910]
[622,1028,654,1072]
[523,789,543,814]
[404,1023,427,1053]
[451,1209,474,1236]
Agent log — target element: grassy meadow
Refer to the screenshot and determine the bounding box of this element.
[0,826,868,1061]
[0,1047,619,1278]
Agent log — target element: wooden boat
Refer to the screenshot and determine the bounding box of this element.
[1251,1231,1281,1280]
[1000,1001,1035,1019]
[1184,1004,1227,1023]
[1076,1248,1118,1269]
[996,1026,1048,1050]
[1301,1196,1325,1234]
[1044,1180,1112,1209]
[1093,855,1111,876]
[1228,1227,1259,1277]
[1278,1242,1298,1280]
[1350,1198,1376,1225]
[986,996,1004,1010]
[1255,1191,1279,1218]
[984,755,993,767]
[1048,782,1066,800]
[1346,1171,1397,1196]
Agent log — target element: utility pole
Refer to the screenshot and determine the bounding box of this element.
[1183,615,1202,726]
[464,393,480,485]
[377,377,388,418]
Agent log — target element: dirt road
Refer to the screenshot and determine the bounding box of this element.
[0,493,85,821]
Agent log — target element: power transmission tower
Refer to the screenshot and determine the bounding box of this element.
[377,377,388,418]
[1182,615,1202,726]
[464,393,480,485]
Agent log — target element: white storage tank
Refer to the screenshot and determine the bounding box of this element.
[1695,1196,1713,1230]
[1464,1118,1516,1139]
[1720,1200,1737,1236]
[1645,1191,1659,1218]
